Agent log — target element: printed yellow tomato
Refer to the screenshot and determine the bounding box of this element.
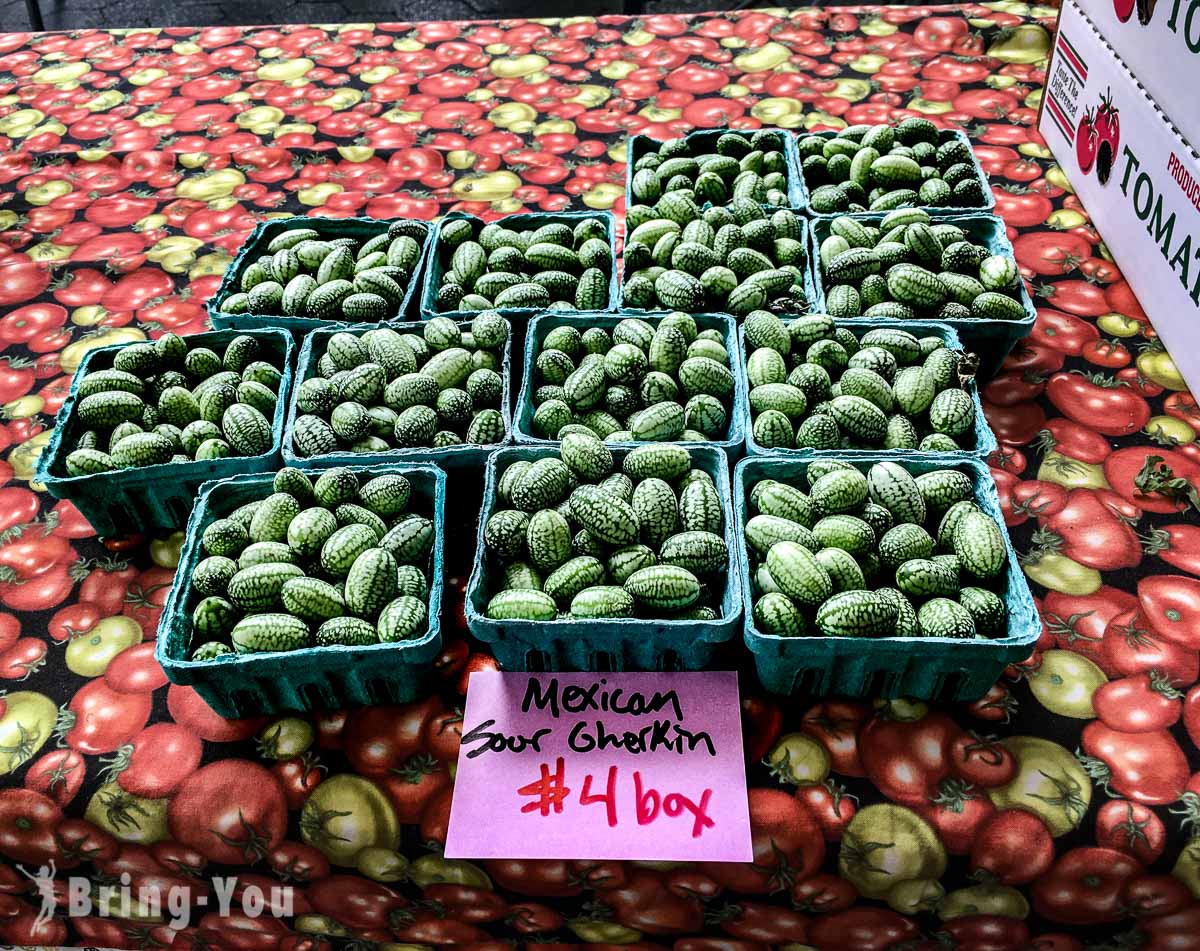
[1147,416,1196,445]
[24,180,73,205]
[147,236,203,262]
[939,883,1030,920]
[408,855,491,888]
[85,782,170,844]
[451,171,520,202]
[9,430,52,483]
[765,733,830,785]
[582,183,624,210]
[490,54,548,78]
[1098,313,1144,337]
[256,58,314,82]
[832,78,873,100]
[1024,552,1102,595]
[987,736,1092,836]
[1173,838,1200,898]
[1037,451,1110,490]
[66,616,142,677]
[839,804,946,899]
[566,85,610,108]
[0,691,56,775]
[1028,650,1108,718]
[1138,349,1188,390]
[61,328,146,374]
[32,61,91,84]
[187,252,230,278]
[446,150,476,170]
[1046,208,1087,230]
[150,532,185,568]
[258,717,315,759]
[3,395,43,418]
[1045,164,1075,192]
[356,846,409,882]
[294,915,348,937]
[25,243,71,263]
[907,98,956,115]
[175,168,246,202]
[568,920,642,943]
[733,41,790,73]
[860,16,898,35]
[886,878,944,915]
[301,774,400,866]
[987,23,1052,62]
[297,183,343,207]
[600,60,637,80]
[751,97,805,126]
[847,57,886,76]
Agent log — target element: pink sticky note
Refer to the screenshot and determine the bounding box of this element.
[444,670,752,861]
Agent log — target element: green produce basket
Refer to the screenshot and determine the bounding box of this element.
[418,210,618,321]
[736,453,1039,701]
[282,320,513,471]
[617,213,816,317]
[207,215,432,333]
[36,328,295,537]
[799,128,994,218]
[738,319,997,460]
[513,312,746,457]
[624,128,806,211]
[156,462,446,717]
[466,445,742,671]
[810,212,1035,377]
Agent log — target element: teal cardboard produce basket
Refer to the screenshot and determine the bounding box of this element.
[799,128,994,218]
[36,328,295,537]
[624,127,805,211]
[207,216,432,332]
[419,210,618,321]
[736,454,1039,700]
[282,320,513,471]
[810,212,1035,377]
[466,445,742,671]
[617,214,815,317]
[156,463,446,717]
[514,312,746,458]
[738,319,997,460]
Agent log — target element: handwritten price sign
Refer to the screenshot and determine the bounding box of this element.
[444,671,752,861]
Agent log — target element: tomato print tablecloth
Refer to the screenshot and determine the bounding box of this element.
[0,6,1198,950]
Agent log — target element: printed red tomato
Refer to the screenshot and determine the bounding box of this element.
[1029,307,1099,354]
[23,748,85,806]
[272,754,325,810]
[168,761,288,864]
[720,900,809,943]
[1080,721,1188,805]
[122,566,176,636]
[166,684,265,743]
[343,696,445,777]
[1033,847,1143,925]
[0,788,61,864]
[1046,372,1150,437]
[808,907,919,951]
[790,872,857,914]
[1100,608,1199,683]
[918,778,996,855]
[485,859,581,897]
[267,839,329,884]
[969,807,1055,885]
[1139,574,1200,648]
[0,562,74,612]
[380,755,451,825]
[1095,799,1167,864]
[1107,448,1200,515]
[62,679,153,755]
[860,708,962,805]
[1093,672,1182,732]
[104,641,168,694]
[701,789,824,893]
[1121,874,1194,919]
[1040,488,1142,571]
[116,723,202,799]
[307,875,403,930]
[948,732,1018,787]
[795,779,856,841]
[799,699,869,776]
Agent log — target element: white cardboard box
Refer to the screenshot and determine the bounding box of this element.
[1040,0,1200,392]
[1079,0,1200,151]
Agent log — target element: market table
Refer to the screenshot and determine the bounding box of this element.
[0,6,1197,949]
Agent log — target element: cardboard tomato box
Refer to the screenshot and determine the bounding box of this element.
[1040,0,1200,392]
[1079,0,1200,153]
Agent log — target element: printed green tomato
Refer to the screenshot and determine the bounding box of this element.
[839,804,947,899]
[65,616,142,677]
[301,774,400,866]
[765,732,831,785]
[1173,838,1200,898]
[987,737,1092,836]
[409,854,492,888]
[886,878,944,915]
[1027,649,1108,718]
